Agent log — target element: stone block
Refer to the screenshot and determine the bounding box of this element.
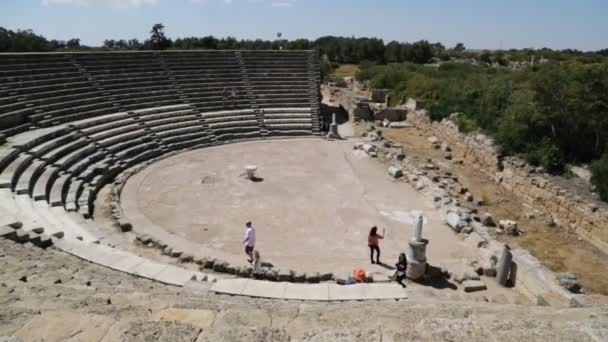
[138,234,153,245]
[320,272,333,281]
[388,166,403,178]
[178,254,194,263]
[0,226,17,240]
[170,249,183,258]
[265,269,278,281]
[213,261,229,273]
[15,229,30,243]
[277,269,293,282]
[119,220,132,233]
[481,213,496,227]
[203,258,215,269]
[446,212,465,232]
[305,272,321,283]
[36,234,53,248]
[225,264,238,275]
[293,272,306,283]
[462,280,487,292]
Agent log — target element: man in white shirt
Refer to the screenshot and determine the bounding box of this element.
[243,221,256,263]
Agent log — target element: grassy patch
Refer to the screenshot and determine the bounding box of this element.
[332,64,359,78]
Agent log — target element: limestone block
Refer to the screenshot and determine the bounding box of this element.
[320,272,334,281]
[481,213,496,227]
[293,272,306,283]
[15,229,30,243]
[462,280,487,292]
[225,264,238,275]
[178,254,194,263]
[202,259,215,269]
[305,272,321,283]
[415,181,425,190]
[265,269,278,281]
[498,220,518,235]
[0,226,17,240]
[118,219,132,232]
[362,144,376,153]
[428,136,439,144]
[36,234,53,248]
[213,261,229,273]
[277,269,293,282]
[388,166,403,178]
[446,212,465,232]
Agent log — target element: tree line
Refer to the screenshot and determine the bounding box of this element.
[3,24,607,66]
[357,61,608,200]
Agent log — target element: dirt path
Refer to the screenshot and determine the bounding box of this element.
[382,127,608,295]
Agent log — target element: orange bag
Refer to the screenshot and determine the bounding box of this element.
[353,267,366,283]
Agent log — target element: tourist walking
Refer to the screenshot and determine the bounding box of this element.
[243,221,256,263]
[251,250,264,279]
[368,226,384,264]
[395,253,408,288]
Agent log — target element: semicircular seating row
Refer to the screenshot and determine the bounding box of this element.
[0,50,321,286]
[0,50,321,137]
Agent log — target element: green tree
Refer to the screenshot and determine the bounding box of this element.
[453,42,466,51]
[149,23,171,50]
[591,154,608,201]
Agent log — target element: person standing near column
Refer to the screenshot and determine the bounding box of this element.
[368,226,385,264]
[243,221,256,263]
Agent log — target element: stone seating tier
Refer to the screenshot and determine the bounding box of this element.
[1,50,319,137]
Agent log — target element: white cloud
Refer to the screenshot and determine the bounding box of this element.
[42,0,159,8]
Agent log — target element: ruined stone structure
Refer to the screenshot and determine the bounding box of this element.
[408,110,608,252]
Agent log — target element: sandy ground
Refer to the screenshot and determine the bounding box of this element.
[382,127,608,295]
[121,139,478,276]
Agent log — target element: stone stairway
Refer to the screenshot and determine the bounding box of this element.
[234,51,269,137]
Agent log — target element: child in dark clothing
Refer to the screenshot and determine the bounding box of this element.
[395,253,407,288]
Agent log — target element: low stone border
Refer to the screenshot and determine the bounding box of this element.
[210,278,408,301]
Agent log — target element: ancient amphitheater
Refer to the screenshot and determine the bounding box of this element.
[1,51,607,341]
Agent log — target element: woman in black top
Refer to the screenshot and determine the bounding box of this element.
[395,253,407,288]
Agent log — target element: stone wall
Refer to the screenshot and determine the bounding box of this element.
[409,110,608,252]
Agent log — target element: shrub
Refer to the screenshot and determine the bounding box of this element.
[591,155,608,201]
[455,115,478,133]
[526,138,565,173]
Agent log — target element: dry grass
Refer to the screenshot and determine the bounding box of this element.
[332,64,359,78]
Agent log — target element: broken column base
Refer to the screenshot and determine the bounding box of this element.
[406,238,428,280]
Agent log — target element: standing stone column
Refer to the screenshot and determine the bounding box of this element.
[327,113,341,139]
[406,215,428,280]
[496,244,512,286]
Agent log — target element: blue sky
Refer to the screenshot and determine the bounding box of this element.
[1,0,607,50]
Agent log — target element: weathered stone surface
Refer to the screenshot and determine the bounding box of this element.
[118,219,132,232]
